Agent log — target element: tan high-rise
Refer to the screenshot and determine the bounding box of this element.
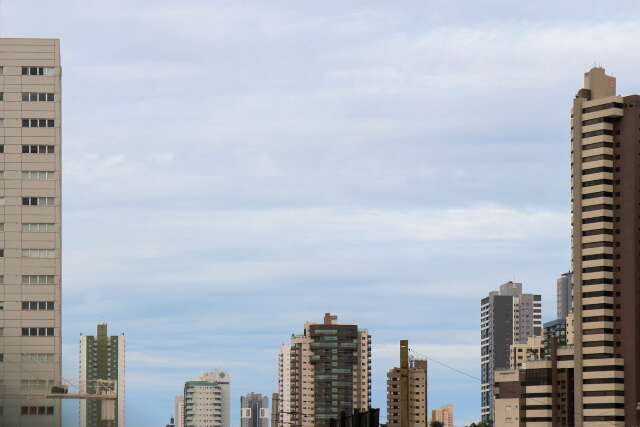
[0,38,62,427]
[431,404,453,427]
[572,67,637,426]
[276,314,371,427]
[386,340,427,427]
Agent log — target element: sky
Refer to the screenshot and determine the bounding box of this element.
[4,1,640,426]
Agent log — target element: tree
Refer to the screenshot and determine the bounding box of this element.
[430,422,444,427]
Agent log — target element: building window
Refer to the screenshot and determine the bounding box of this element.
[0,145,3,153]
[22,223,55,232]
[22,145,55,154]
[22,249,55,258]
[21,327,55,337]
[20,406,54,416]
[22,171,54,180]
[21,118,54,128]
[21,353,54,363]
[21,92,55,102]
[0,92,3,101]
[22,275,55,285]
[22,197,55,206]
[21,66,56,76]
[0,249,4,257]
[0,353,3,362]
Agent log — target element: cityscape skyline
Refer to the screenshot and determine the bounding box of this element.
[1,1,640,426]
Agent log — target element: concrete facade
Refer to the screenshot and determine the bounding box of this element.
[276,313,371,427]
[480,282,542,423]
[386,340,427,427]
[571,67,638,426]
[430,404,453,427]
[79,324,125,427]
[556,272,572,320]
[183,371,230,427]
[175,395,184,427]
[0,38,62,427]
[240,393,269,427]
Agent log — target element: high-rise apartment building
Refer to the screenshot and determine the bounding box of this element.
[79,323,125,427]
[183,371,230,427]
[0,38,62,427]
[509,336,544,370]
[241,393,269,427]
[270,393,279,427]
[386,340,427,427]
[556,272,572,320]
[175,395,184,427]
[276,313,371,427]
[571,66,640,426]
[480,281,541,423]
[430,404,453,427]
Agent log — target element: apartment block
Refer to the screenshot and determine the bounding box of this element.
[430,404,453,427]
[175,395,184,427]
[241,393,269,427]
[480,282,542,422]
[79,323,125,427]
[276,313,371,427]
[571,66,640,426]
[0,38,62,427]
[183,371,230,427]
[509,336,544,370]
[556,272,573,320]
[270,393,279,427]
[386,340,427,427]
[494,341,575,426]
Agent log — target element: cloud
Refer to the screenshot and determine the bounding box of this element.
[5,1,637,426]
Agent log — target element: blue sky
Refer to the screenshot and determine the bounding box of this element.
[5,1,640,426]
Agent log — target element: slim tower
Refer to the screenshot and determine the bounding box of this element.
[79,324,125,427]
[480,281,541,423]
[183,371,230,427]
[240,393,269,427]
[571,67,638,426]
[386,340,427,427]
[0,38,62,427]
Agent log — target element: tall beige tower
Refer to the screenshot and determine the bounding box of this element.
[0,38,62,427]
[571,67,637,426]
[386,340,427,427]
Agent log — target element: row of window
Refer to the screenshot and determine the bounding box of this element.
[21,406,55,416]
[582,129,614,138]
[22,275,56,285]
[22,92,55,102]
[583,141,613,151]
[582,253,613,261]
[582,102,624,114]
[22,223,55,232]
[21,66,56,76]
[22,170,55,180]
[582,191,613,200]
[583,179,613,187]
[21,249,56,258]
[22,301,55,310]
[582,166,613,176]
[0,171,55,180]
[22,118,54,128]
[22,327,54,337]
[22,197,55,206]
[582,216,613,224]
[22,144,55,154]
[21,353,54,363]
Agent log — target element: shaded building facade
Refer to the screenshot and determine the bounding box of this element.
[480,282,542,422]
[277,313,371,427]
